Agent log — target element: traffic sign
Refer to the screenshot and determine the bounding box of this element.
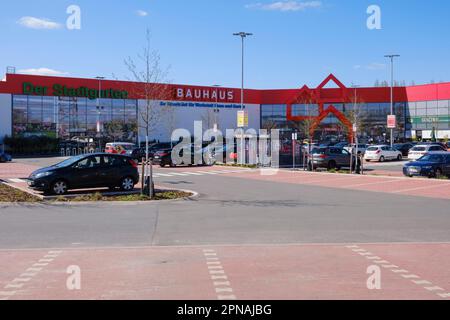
[387,115,397,129]
[237,110,248,128]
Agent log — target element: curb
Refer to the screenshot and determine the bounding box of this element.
[0,181,199,206]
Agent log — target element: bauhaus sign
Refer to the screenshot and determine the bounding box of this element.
[176,87,234,101]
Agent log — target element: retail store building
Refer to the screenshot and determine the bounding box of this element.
[1,73,449,146]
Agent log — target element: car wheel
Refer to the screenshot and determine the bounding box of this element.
[327,161,337,171]
[397,154,403,161]
[0,156,5,163]
[52,180,68,195]
[120,177,135,191]
[160,163,166,168]
[379,156,385,163]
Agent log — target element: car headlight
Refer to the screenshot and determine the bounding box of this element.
[35,172,54,179]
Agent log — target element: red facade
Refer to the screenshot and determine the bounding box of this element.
[1,73,450,141]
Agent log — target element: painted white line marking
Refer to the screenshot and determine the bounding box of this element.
[204,253,217,256]
[208,266,223,270]
[352,249,366,252]
[39,259,54,263]
[215,288,233,293]
[164,172,190,176]
[392,182,450,194]
[401,274,420,279]
[48,251,62,254]
[5,283,24,289]
[26,268,42,272]
[206,257,219,261]
[0,291,16,296]
[33,263,48,267]
[413,280,432,285]
[391,269,409,274]
[211,275,228,280]
[214,281,231,287]
[346,245,359,249]
[382,265,398,269]
[425,286,444,292]
[9,178,25,183]
[207,261,221,265]
[20,273,37,278]
[374,260,390,264]
[0,297,9,300]
[367,256,382,260]
[182,172,203,176]
[209,270,225,275]
[343,180,398,188]
[437,293,450,298]
[203,249,215,253]
[12,278,32,283]
[153,173,174,177]
[359,252,373,256]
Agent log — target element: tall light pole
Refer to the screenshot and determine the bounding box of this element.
[384,54,400,147]
[212,84,221,132]
[233,32,253,164]
[351,84,360,173]
[96,76,105,151]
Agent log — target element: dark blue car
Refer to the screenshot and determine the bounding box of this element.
[403,152,450,178]
[0,152,12,163]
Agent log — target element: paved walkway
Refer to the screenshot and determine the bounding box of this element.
[0,243,449,300]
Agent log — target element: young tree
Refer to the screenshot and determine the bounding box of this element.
[124,29,172,196]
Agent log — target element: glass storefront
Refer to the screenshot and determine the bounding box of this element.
[12,95,138,143]
[261,100,450,143]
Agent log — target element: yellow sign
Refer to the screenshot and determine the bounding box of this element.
[237,110,249,128]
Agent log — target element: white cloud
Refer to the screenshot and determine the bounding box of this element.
[17,16,62,30]
[136,10,149,17]
[18,68,69,77]
[246,1,322,12]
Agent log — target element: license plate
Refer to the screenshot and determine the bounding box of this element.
[409,168,418,173]
[154,156,159,159]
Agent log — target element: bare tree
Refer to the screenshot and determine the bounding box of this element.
[124,29,172,196]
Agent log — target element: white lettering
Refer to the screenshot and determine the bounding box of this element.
[367,5,382,30]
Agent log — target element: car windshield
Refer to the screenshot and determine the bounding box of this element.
[412,147,426,152]
[418,154,444,162]
[367,147,379,151]
[312,148,326,154]
[53,155,86,168]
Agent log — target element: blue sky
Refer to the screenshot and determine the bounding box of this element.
[1,0,449,89]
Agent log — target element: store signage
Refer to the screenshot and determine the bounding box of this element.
[176,87,234,101]
[237,110,249,128]
[22,82,128,100]
[387,115,396,129]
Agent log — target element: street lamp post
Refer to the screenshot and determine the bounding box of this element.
[233,32,252,165]
[351,84,360,173]
[96,76,105,152]
[384,54,400,148]
[212,85,221,132]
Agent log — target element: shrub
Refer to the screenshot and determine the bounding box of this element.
[3,136,61,156]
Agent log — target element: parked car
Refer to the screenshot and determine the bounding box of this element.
[344,144,368,155]
[364,145,403,162]
[105,142,136,156]
[403,152,450,178]
[408,144,446,161]
[333,142,350,149]
[0,151,12,163]
[308,147,353,170]
[393,143,415,157]
[27,154,139,195]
